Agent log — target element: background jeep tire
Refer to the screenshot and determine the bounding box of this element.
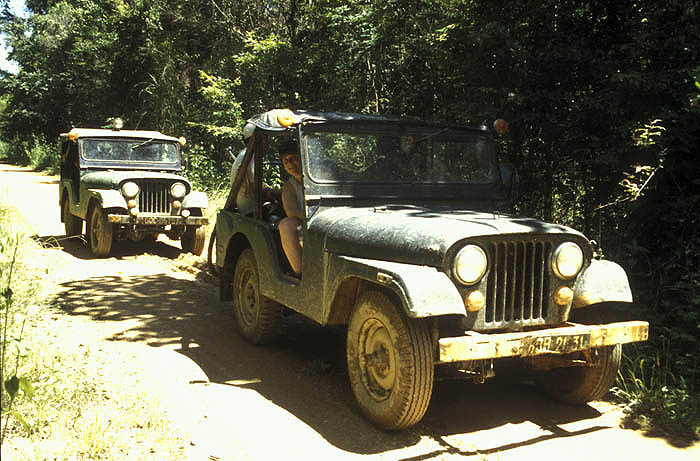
[232,248,281,344]
[346,290,434,430]
[62,198,83,236]
[533,344,622,404]
[181,225,205,256]
[88,205,113,257]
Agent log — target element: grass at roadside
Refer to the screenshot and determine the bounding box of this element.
[613,346,700,447]
[0,202,188,460]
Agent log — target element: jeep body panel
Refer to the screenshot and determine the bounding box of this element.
[216,208,326,323]
[182,190,209,210]
[312,205,585,268]
[327,255,466,318]
[573,259,633,307]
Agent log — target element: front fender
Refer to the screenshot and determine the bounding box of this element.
[88,189,128,210]
[182,191,209,210]
[573,259,633,308]
[331,255,466,318]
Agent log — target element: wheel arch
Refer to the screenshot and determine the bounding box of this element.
[326,277,396,325]
[220,232,252,301]
[325,254,467,323]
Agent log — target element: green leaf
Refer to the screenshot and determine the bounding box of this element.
[4,375,19,398]
[18,377,34,399]
[10,409,30,432]
[695,81,700,90]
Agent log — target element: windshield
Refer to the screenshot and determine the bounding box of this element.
[304,126,496,184]
[80,138,179,163]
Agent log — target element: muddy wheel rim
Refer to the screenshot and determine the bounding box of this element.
[358,318,396,401]
[238,269,258,327]
[90,210,101,249]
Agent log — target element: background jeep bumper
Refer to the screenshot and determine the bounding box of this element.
[107,213,209,226]
[438,320,648,363]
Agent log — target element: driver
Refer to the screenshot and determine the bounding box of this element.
[278,140,304,276]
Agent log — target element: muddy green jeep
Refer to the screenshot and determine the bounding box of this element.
[214,109,648,430]
[59,121,209,257]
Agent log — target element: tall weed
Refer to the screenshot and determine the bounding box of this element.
[615,344,700,446]
[0,203,187,459]
[0,206,40,443]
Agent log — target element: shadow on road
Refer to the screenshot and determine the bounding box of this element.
[34,234,184,260]
[54,272,612,456]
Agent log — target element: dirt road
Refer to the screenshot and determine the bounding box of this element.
[1,163,698,460]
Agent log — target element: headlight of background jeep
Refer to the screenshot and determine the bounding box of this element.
[121,181,139,198]
[170,182,187,199]
[453,245,488,285]
[552,242,584,279]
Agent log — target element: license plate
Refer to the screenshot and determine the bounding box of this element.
[520,333,591,356]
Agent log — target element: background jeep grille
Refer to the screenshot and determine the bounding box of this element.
[136,180,171,214]
[484,240,553,325]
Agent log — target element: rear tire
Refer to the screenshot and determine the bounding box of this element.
[62,199,83,236]
[346,291,434,430]
[88,205,113,257]
[232,248,281,344]
[533,344,622,404]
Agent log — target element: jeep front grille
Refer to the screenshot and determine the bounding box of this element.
[136,180,171,214]
[484,240,553,325]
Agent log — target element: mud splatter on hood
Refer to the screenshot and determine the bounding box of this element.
[311,204,585,267]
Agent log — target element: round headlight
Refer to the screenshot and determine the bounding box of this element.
[121,181,139,198]
[453,245,488,285]
[552,242,584,279]
[170,182,187,199]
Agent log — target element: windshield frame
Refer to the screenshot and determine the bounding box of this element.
[77,137,182,170]
[299,121,502,201]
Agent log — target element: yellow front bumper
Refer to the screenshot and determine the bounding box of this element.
[108,213,208,226]
[438,321,649,363]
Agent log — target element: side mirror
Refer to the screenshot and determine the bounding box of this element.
[499,162,520,203]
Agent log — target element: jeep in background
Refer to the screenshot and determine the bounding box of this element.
[59,120,209,257]
[214,109,649,430]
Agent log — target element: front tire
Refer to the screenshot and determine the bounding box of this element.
[62,198,83,236]
[533,344,622,404]
[88,205,113,257]
[346,291,434,430]
[232,248,281,344]
[181,225,205,256]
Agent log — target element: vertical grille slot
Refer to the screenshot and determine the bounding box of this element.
[485,240,552,324]
[136,180,171,214]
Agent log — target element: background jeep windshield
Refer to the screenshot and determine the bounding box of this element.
[305,127,495,184]
[80,138,179,163]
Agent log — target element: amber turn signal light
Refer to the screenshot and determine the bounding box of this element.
[465,290,485,312]
[554,286,574,307]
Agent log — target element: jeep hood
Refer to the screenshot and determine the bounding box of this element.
[81,170,190,189]
[313,205,588,267]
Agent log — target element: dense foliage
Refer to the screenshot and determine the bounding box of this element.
[1,0,698,442]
